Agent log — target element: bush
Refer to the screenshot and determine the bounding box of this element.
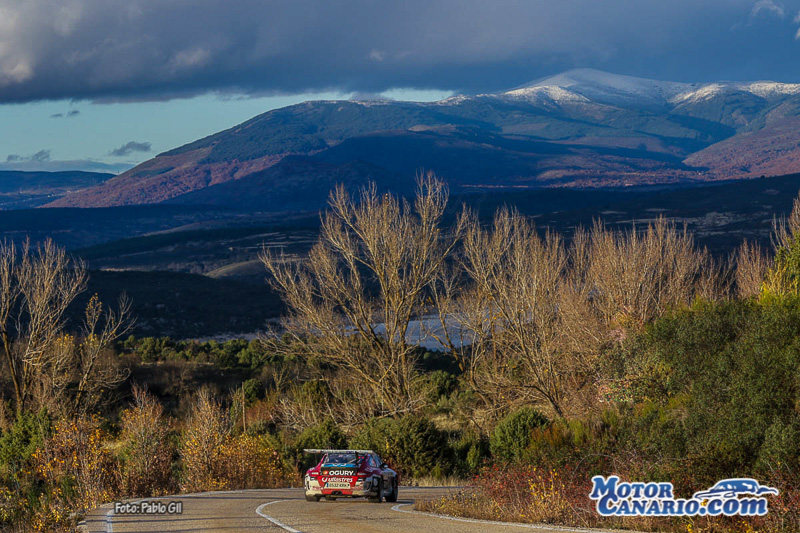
[349,417,396,457]
[0,410,50,478]
[217,434,294,490]
[451,432,489,476]
[624,298,800,484]
[118,387,175,497]
[180,392,231,492]
[351,416,454,479]
[490,407,548,463]
[295,420,347,470]
[32,417,119,515]
[241,379,264,405]
[423,370,458,405]
[386,416,451,479]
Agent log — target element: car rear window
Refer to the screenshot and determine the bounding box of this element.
[325,453,359,464]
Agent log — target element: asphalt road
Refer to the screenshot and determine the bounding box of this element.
[81,487,602,533]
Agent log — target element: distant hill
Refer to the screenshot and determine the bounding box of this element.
[47,69,800,210]
[0,170,113,209]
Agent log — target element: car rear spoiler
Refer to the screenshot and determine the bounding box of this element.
[303,449,375,454]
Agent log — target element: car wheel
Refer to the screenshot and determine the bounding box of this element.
[368,479,383,503]
[305,495,321,502]
[385,477,399,503]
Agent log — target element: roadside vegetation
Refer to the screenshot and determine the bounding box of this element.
[0,175,798,532]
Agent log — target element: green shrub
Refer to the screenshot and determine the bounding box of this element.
[0,410,50,478]
[613,297,800,484]
[349,417,397,458]
[490,407,548,463]
[295,420,347,470]
[756,418,800,473]
[451,432,488,475]
[296,380,332,406]
[424,370,458,404]
[351,415,453,479]
[386,416,451,479]
[241,379,264,405]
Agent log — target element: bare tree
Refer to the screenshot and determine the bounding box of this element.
[585,218,719,329]
[764,192,800,296]
[262,175,463,414]
[73,293,133,415]
[0,239,132,415]
[430,214,720,419]
[771,193,800,252]
[446,209,571,416]
[734,240,771,299]
[119,385,175,496]
[181,389,233,492]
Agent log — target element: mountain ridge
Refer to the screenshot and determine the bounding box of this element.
[47,69,800,210]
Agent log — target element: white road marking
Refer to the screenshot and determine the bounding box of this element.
[391,503,616,532]
[256,501,304,533]
[105,507,114,533]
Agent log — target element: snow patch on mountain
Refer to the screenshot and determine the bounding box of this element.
[736,81,800,99]
[502,68,800,109]
[671,81,800,104]
[503,85,590,105]
[506,68,693,107]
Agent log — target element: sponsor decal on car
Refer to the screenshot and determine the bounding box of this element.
[323,470,355,476]
[590,476,779,517]
[320,477,353,483]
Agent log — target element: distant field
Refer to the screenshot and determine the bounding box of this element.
[6,174,800,338]
[0,170,113,209]
[68,269,284,339]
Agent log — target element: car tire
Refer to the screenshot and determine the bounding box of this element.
[305,495,321,502]
[385,477,398,503]
[368,479,383,503]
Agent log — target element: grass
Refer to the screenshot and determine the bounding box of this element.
[406,475,466,488]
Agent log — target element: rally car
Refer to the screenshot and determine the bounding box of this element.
[303,449,398,503]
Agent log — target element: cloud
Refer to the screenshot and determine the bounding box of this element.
[49,109,80,118]
[7,150,51,163]
[108,141,151,157]
[0,0,799,103]
[752,0,786,17]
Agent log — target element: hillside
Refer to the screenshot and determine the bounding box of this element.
[0,170,113,209]
[47,69,800,210]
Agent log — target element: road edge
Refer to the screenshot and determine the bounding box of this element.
[256,501,303,532]
[391,503,624,533]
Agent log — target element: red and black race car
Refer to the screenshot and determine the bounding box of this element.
[303,449,398,503]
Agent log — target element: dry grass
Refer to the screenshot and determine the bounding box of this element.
[406,475,466,487]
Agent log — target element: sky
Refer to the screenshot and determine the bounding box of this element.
[2,0,800,173]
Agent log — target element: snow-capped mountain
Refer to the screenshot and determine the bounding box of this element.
[502,68,800,109]
[50,69,800,208]
[505,69,693,107]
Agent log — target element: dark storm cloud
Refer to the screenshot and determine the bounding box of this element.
[1,0,800,103]
[108,141,151,156]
